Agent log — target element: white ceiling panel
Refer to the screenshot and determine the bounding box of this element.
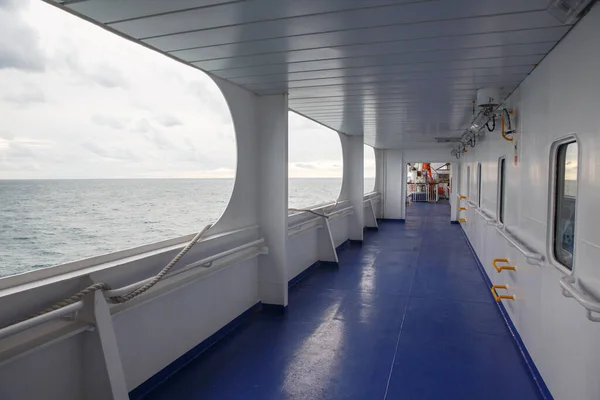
[191,41,556,71]
[232,65,535,86]
[147,11,564,53]
[176,27,566,67]
[246,73,530,92]
[213,54,546,79]
[48,0,577,148]
[67,0,236,23]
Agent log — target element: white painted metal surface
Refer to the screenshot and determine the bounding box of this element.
[0,302,84,341]
[459,6,600,399]
[45,0,574,148]
[2,2,600,399]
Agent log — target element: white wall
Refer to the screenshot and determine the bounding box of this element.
[459,5,600,399]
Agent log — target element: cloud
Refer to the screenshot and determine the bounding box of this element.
[131,118,153,133]
[154,113,182,128]
[80,141,140,161]
[91,114,126,130]
[5,141,36,158]
[0,131,15,140]
[144,129,177,151]
[295,163,317,169]
[0,1,333,180]
[64,54,127,89]
[86,64,127,89]
[0,0,45,71]
[3,83,45,106]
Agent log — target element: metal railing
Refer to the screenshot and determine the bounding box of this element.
[407,183,439,202]
[560,276,600,322]
[0,240,267,340]
[495,226,544,266]
[474,208,498,226]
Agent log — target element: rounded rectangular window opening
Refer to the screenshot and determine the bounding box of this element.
[552,140,578,270]
[497,158,506,225]
[477,163,482,207]
[466,166,471,199]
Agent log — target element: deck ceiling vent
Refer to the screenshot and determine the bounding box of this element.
[547,0,597,23]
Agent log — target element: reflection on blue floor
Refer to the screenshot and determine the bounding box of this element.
[145,202,541,400]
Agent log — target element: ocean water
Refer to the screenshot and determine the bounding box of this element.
[0,178,374,277]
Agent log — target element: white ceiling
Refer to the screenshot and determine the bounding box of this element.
[48,0,572,148]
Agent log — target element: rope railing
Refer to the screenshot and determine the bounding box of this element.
[288,200,339,219]
[0,224,214,339]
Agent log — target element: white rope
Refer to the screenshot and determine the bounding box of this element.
[28,224,213,319]
[289,200,338,219]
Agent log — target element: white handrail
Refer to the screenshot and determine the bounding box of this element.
[474,208,497,226]
[104,239,265,298]
[0,243,268,341]
[328,206,353,215]
[495,226,544,266]
[288,222,323,238]
[0,301,84,341]
[329,208,354,220]
[288,216,321,231]
[560,276,600,322]
[467,200,477,207]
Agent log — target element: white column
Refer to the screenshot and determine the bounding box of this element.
[450,162,460,222]
[210,76,289,308]
[382,149,404,220]
[374,148,385,218]
[339,134,364,241]
[256,94,289,307]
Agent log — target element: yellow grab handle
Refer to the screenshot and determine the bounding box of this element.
[459,207,467,211]
[501,114,514,142]
[492,258,516,273]
[491,285,515,302]
[459,195,467,199]
[458,218,467,223]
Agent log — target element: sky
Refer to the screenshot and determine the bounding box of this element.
[0,0,376,179]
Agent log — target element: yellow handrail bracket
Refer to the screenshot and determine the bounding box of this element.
[491,285,515,302]
[492,258,516,273]
[458,218,467,223]
[459,207,467,211]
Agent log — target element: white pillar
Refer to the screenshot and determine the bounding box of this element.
[450,162,460,222]
[256,94,289,307]
[374,148,385,218]
[382,150,404,220]
[339,134,364,241]
[210,77,289,308]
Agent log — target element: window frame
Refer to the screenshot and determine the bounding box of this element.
[467,166,471,199]
[477,162,483,208]
[497,157,506,226]
[548,136,579,274]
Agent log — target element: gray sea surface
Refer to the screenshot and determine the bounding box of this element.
[0,178,374,277]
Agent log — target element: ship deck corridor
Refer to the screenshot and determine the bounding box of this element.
[145,202,540,400]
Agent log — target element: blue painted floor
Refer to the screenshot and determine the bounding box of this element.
[145,202,541,400]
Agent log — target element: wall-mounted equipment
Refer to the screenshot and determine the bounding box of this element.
[547,0,596,24]
[451,87,503,159]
